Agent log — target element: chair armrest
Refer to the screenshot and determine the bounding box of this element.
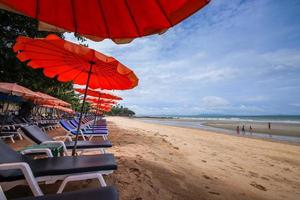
[0,162,43,196]
[20,148,53,157]
[57,172,106,193]
[41,141,69,156]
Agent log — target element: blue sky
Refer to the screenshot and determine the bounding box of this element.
[66,0,300,116]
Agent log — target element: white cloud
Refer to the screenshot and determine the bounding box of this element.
[201,96,230,108]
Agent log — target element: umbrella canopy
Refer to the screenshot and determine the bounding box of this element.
[0,82,39,99]
[75,88,123,101]
[85,97,117,105]
[41,104,74,114]
[93,104,112,112]
[0,0,210,44]
[34,92,71,107]
[13,34,139,90]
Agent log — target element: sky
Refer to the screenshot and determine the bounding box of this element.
[65,0,300,116]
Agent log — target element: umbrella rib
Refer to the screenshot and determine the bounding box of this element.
[154,0,173,26]
[20,48,84,61]
[32,40,89,64]
[124,0,141,37]
[71,68,89,84]
[50,63,86,77]
[71,0,78,33]
[29,61,86,69]
[21,40,69,55]
[97,0,110,38]
[94,64,115,89]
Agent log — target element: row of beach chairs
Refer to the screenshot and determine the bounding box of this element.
[0,116,119,200]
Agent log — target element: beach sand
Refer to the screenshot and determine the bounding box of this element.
[5,117,300,200]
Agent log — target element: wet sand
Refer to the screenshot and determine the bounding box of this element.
[5,117,300,200]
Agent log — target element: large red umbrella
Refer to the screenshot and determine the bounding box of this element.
[13,34,138,155]
[0,0,210,44]
[13,34,138,90]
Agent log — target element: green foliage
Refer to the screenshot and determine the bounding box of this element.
[0,10,85,111]
[106,104,135,116]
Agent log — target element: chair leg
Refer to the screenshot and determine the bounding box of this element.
[10,136,15,143]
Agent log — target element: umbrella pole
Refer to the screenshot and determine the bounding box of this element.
[72,62,94,156]
[0,97,10,133]
[92,95,101,132]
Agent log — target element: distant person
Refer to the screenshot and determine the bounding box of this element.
[236,126,240,135]
[249,126,253,135]
[242,125,245,135]
[268,122,271,130]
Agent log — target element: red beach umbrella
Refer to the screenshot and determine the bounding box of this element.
[75,88,123,101]
[34,92,71,107]
[0,0,210,44]
[13,34,138,155]
[86,98,117,105]
[0,82,39,99]
[13,34,139,90]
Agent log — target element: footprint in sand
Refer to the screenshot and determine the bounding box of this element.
[250,182,267,191]
[208,191,220,195]
[203,175,211,180]
[202,160,207,163]
[261,176,269,181]
[248,171,259,178]
[283,167,292,172]
[173,146,179,150]
[129,168,142,176]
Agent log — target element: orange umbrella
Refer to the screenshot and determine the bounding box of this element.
[85,98,117,105]
[0,82,39,132]
[35,92,71,107]
[75,88,122,101]
[0,0,210,44]
[0,82,39,99]
[13,34,138,155]
[93,105,111,112]
[13,34,139,90]
[41,104,74,114]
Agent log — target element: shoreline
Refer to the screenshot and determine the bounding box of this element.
[135,117,300,144]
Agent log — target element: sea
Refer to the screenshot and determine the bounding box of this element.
[136,115,300,144]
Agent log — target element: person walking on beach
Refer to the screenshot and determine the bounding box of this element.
[268,122,271,130]
[236,126,240,135]
[242,125,245,135]
[249,125,253,135]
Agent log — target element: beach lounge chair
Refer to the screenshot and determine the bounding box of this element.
[59,120,109,141]
[0,125,23,143]
[0,140,117,193]
[0,186,119,200]
[69,119,108,131]
[20,125,112,155]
